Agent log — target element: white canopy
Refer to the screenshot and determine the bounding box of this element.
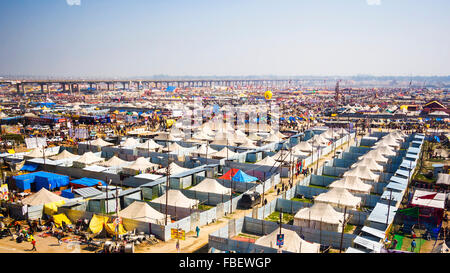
[156,162,190,175]
[119,201,171,225]
[211,147,239,159]
[191,144,217,157]
[328,176,372,194]
[120,138,140,147]
[73,152,104,167]
[90,138,114,147]
[190,178,231,195]
[372,146,397,157]
[122,157,159,175]
[294,141,313,152]
[314,188,362,209]
[100,156,130,167]
[254,228,320,253]
[152,189,199,208]
[49,150,79,161]
[343,165,380,181]
[358,149,389,164]
[351,157,384,172]
[136,139,163,151]
[257,156,278,167]
[294,203,347,232]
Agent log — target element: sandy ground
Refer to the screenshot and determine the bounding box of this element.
[0,233,93,253]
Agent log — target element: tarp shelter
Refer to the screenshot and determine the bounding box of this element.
[328,176,372,194]
[152,189,199,208]
[232,170,258,182]
[21,188,66,206]
[218,168,240,180]
[190,178,231,195]
[105,222,127,236]
[343,165,380,182]
[410,190,446,210]
[314,188,361,209]
[70,177,106,189]
[44,200,66,215]
[53,213,72,228]
[119,201,171,225]
[89,214,109,235]
[254,228,320,253]
[294,203,347,232]
[14,171,70,191]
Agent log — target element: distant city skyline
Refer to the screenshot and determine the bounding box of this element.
[1,0,449,77]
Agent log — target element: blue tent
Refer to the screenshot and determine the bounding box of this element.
[70,177,106,187]
[232,170,258,183]
[14,171,70,191]
[166,86,177,92]
[20,164,39,172]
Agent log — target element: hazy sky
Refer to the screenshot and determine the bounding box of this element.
[0,0,449,77]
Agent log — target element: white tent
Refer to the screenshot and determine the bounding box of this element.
[328,176,372,194]
[314,188,361,209]
[308,135,328,146]
[73,152,105,168]
[358,149,389,164]
[262,133,281,143]
[123,157,159,175]
[119,201,171,225]
[25,147,58,159]
[152,189,199,208]
[120,138,140,147]
[256,156,278,167]
[254,228,320,253]
[343,165,380,181]
[49,150,79,161]
[90,138,114,147]
[154,133,181,142]
[373,146,397,157]
[136,139,163,151]
[190,178,231,195]
[166,142,188,153]
[293,203,347,232]
[294,141,313,152]
[211,147,239,159]
[21,188,66,206]
[190,144,217,157]
[100,156,130,167]
[248,133,263,141]
[239,138,258,149]
[156,162,190,175]
[351,157,384,172]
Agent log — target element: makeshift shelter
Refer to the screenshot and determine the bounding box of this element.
[70,177,106,189]
[152,189,199,208]
[293,203,347,232]
[72,152,105,168]
[21,188,66,206]
[314,188,361,209]
[119,201,170,225]
[351,158,384,172]
[218,168,240,180]
[88,214,110,235]
[232,170,258,182]
[328,176,372,194]
[254,228,320,253]
[105,222,127,236]
[14,171,70,191]
[190,178,231,195]
[343,165,380,182]
[123,157,159,175]
[53,213,72,228]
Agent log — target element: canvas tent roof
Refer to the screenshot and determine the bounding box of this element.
[151,189,199,208]
[257,156,278,167]
[73,152,104,166]
[119,201,170,225]
[21,188,66,206]
[328,176,372,194]
[343,165,380,181]
[371,145,397,156]
[254,228,320,253]
[314,187,361,209]
[232,170,258,182]
[190,178,231,195]
[100,156,130,167]
[191,144,218,156]
[90,138,114,147]
[358,149,388,164]
[123,157,159,174]
[294,141,313,152]
[294,203,346,225]
[218,168,240,180]
[137,139,163,150]
[211,147,239,158]
[120,138,140,147]
[351,157,384,172]
[411,190,446,209]
[157,162,190,175]
[49,150,79,161]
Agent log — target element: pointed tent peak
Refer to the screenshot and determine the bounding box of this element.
[255,227,320,253]
[190,178,231,195]
[294,202,345,225]
[21,188,66,206]
[121,138,140,147]
[218,168,241,180]
[232,169,258,182]
[152,189,199,208]
[50,149,78,160]
[90,138,114,147]
[118,201,170,224]
[101,156,129,167]
[257,156,278,167]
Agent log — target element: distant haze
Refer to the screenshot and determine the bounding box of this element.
[0,0,449,77]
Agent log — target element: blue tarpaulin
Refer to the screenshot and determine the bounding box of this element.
[20,164,39,172]
[70,177,106,187]
[61,189,75,199]
[166,86,177,92]
[14,171,70,191]
[232,170,258,182]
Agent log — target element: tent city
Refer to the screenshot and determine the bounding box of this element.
[0,0,449,256]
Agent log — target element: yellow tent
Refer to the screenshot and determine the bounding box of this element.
[88,214,109,234]
[53,213,72,228]
[105,222,127,236]
[43,200,66,215]
[166,119,175,128]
